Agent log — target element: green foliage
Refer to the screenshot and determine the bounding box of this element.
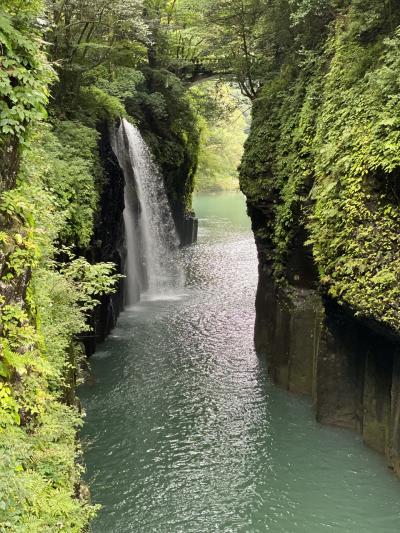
[289,0,335,26]
[16,122,101,248]
[240,1,400,331]
[2,1,43,16]
[87,66,145,101]
[143,0,210,80]
[192,82,249,192]
[0,121,120,528]
[0,405,98,531]
[59,254,121,313]
[79,87,127,125]
[307,10,400,329]
[0,11,53,142]
[46,0,147,107]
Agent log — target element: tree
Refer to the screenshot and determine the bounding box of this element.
[45,0,148,104]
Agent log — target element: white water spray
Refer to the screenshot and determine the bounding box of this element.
[112,119,184,304]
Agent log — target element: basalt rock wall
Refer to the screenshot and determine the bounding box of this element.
[83,123,126,355]
[241,2,400,475]
[254,241,400,475]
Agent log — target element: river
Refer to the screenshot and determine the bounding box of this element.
[80,192,400,532]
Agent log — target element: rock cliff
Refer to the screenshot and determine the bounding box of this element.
[241,1,400,474]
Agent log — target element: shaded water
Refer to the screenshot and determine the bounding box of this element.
[80,192,400,532]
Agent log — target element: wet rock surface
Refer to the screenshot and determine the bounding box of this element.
[83,123,126,355]
[254,230,400,475]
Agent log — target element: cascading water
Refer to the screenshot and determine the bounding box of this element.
[112,118,184,304]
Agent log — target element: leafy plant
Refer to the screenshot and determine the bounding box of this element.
[0,12,53,142]
[240,0,400,331]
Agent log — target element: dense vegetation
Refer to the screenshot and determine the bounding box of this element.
[0,0,216,528]
[237,1,400,333]
[0,3,123,527]
[2,0,400,529]
[192,83,249,192]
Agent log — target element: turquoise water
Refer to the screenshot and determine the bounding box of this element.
[80,192,400,532]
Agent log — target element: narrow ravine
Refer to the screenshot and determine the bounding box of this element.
[80,193,400,532]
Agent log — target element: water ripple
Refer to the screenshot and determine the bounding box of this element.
[80,193,400,533]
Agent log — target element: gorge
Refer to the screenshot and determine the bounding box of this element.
[80,191,400,532]
[2,1,400,531]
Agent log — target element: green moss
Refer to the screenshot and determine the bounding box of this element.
[78,87,127,127]
[241,2,400,332]
[0,122,120,529]
[125,69,201,215]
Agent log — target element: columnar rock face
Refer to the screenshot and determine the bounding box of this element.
[390,361,400,475]
[314,306,365,431]
[176,215,199,246]
[254,236,400,474]
[362,347,392,454]
[240,1,400,474]
[83,123,126,354]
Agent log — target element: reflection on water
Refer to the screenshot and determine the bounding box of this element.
[80,192,400,533]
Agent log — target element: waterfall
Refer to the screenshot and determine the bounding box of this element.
[112,119,184,304]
